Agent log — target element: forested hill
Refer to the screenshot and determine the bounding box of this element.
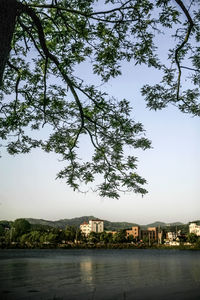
[25,216,139,231]
[24,216,185,231]
[26,216,96,229]
[145,221,183,228]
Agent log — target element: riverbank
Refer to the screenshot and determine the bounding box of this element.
[1,242,200,250]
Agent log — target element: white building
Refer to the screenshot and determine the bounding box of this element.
[80,219,104,236]
[189,223,200,236]
[169,241,180,246]
[166,230,181,241]
[80,221,91,236]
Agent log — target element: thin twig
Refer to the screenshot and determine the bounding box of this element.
[180,65,199,72]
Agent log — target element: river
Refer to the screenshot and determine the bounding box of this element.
[0,249,200,299]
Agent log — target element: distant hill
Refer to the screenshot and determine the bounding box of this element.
[190,220,200,225]
[144,221,184,228]
[143,221,167,228]
[26,216,97,229]
[166,222,184,226]
[26,216,139,230]
[25,217,187,231]
[104,220,139,231]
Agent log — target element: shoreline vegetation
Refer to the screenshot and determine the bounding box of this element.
[1,218,200,251]
[1,242,200,250]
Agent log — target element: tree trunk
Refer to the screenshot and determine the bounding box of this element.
[0,0,18,85]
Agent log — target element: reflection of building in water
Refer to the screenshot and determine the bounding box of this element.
[80,261,92,272]
[80,260,93,284]
[189,223,200,236]
[80,219,104,236]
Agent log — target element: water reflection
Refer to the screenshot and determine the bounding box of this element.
[78,252,186,289]
[0,249,200,299]
[191,263,200,283]
[80,260,93,284]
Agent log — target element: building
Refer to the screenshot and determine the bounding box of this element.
[90,219,104,233]
[80,219,104,236]
[80,221,91,236]
[147,227,158,241]
[126,226,140,240]
[166,232,176,241]
[189,223,200,236]
[126,226,159,243]
[158,231,163,245]
[169,241,180,246]
[166,230,181,241]
[140,227,158,243]
[106,231,117,235]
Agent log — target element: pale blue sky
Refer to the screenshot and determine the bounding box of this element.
[0,58,199,224]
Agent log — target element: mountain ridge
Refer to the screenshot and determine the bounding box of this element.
[25,216,185,231]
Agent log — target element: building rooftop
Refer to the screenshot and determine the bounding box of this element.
[80,221,89,225]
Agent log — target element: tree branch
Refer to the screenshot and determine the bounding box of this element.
[0,0,17,86]
[180,65,200,72]
[19,3,85,129]
[7,61,21,114]
[42,57,48,127]
[18,19,45,59]
[28,1,138,24]
[28,0,133,17]
[174,0,194,100]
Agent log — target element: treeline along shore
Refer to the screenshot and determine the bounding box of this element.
[0,218,200,250]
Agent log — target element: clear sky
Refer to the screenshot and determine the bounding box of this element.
[1,59,199,225]
[0,10,200,224]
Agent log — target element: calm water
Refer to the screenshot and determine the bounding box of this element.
[0,249,200,300]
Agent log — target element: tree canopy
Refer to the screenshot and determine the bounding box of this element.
[12,218,31,236]
[0,0,199,198]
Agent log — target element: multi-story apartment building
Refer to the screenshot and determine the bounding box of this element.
[140,227,158,242]
[126,226,158,242]
[80,219,104,236]
[80,221,91,236]
[145,227,158,241]
[189,223,200,236]
[126,226,140,240]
